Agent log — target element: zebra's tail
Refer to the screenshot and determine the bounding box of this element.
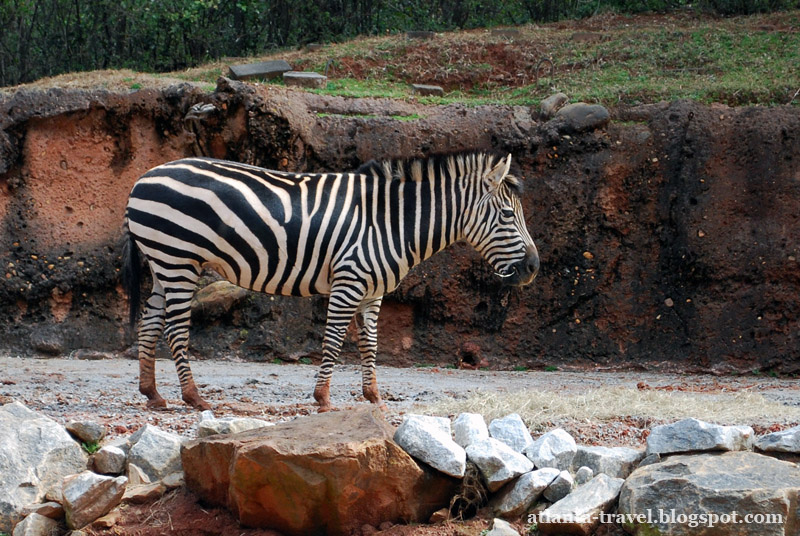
[121,220,141,334]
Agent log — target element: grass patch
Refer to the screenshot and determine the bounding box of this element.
[421,387,800,433]
[312,78,409,99]
[6,10,800,107]
[81,440,101,454]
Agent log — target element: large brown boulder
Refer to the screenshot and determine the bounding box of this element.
[182,408,458,535]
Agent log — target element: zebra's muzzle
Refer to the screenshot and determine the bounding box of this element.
[494,267,517,279]
[496,247,539,286]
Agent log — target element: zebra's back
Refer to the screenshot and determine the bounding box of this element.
[126,157,364,296]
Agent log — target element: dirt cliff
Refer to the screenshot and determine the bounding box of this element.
[0,79,798,373]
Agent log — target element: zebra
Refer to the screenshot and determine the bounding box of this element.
[122,152,539,412]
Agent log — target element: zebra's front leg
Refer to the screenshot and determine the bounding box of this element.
[314,284,363,412]
[355,297,385,408]
[138,283,167,409]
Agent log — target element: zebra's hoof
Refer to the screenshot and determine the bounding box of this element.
[188,399,212,411]
[182,393,212,411]
[145,397,168,409]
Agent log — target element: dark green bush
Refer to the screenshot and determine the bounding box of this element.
[1,0,797,87]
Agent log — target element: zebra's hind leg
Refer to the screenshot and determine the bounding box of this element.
[162,277,211,411]
[138,280,167,408]
[314,282,364,412]
[355,297,385,408]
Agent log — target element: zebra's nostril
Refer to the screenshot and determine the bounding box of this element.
[528,254,540,275]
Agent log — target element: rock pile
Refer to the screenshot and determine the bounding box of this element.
[0,401,272,534]
[3,398,800,536]
[392,413,800,536]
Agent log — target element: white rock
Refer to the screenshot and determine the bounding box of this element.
[572,445,645,479]
[11,512,60,536]
[525,428,577,470]
[574,466,593,485]
[488,414,533,452]
[0,401,87,533]
[646,418,754,456]
[104,436,132,456]
[620,451,800,536]
[162,472,185,490]
[415,414,452,436]
[487,517,520,536]
[538,473,625,535]
[127,463,151,486]
[93,445,127,475]
[466,438,534,492]
[755,424,800,453]
[394,414,466,478]
[122,481,167,504]
[62,471,127,529]
[453,413,489,448]
[543,470,574,503]
[492,467,560,518]
[196,413,275,438]
[128,424,185,481]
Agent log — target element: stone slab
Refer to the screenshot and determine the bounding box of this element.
[283,71,327,89]
[229,60,292,81]
[411,84,444,97]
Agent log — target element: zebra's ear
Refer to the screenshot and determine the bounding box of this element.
[485,154,513,193]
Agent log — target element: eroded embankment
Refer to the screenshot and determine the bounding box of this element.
[0,79,798,372]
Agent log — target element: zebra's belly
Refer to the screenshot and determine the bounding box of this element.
[200,260,333,297]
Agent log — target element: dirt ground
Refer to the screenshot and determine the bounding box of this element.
[3,355,799,442]
[3,355,799,535]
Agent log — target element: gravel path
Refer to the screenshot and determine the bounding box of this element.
[2,355,798,444]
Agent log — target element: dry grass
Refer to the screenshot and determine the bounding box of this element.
[420,387,800,432]
[0,69,210,95]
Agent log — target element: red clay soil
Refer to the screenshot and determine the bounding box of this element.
[83,488,628,536]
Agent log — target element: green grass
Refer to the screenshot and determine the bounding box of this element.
[16,10,800,107]
[81,440,101,454]
[312,78,409,99]
[298,11,800,107]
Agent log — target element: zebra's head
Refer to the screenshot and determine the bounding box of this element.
[465,154,539,286]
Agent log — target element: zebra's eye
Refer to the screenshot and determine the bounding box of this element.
[501,208,515,219]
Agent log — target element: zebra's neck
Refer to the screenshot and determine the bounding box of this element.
[367,154,486,277]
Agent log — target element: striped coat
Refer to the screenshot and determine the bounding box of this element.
[123,152,538,411]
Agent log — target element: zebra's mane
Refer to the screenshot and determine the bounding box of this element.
[355,152,524,196]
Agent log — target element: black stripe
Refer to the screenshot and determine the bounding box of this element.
[128,207,241,281]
